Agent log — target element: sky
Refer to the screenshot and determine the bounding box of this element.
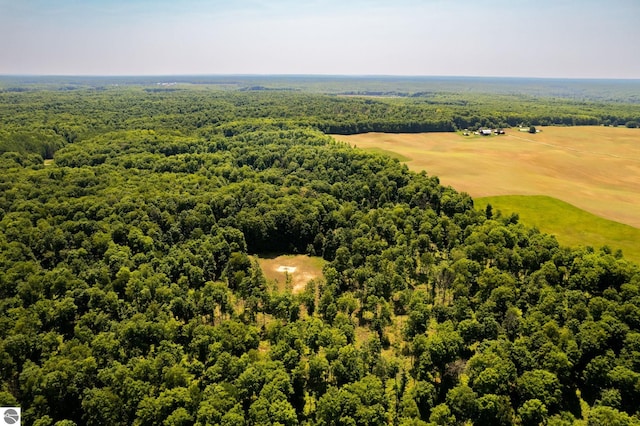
[1,0,639,78]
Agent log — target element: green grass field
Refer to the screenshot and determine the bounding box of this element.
[475,195,640,263]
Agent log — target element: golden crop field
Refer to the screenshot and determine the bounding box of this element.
[333,126,640,228]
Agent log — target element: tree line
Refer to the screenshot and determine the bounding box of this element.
[2,88,639,161]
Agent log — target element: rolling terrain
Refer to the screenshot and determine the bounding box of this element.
[3,84,640,425]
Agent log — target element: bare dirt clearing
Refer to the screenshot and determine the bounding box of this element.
[333,126,640,228]
[256,255,325,293]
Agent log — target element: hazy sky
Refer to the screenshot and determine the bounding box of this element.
[1,0,639,78]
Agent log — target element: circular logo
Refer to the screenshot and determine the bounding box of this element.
[3,408,20,425]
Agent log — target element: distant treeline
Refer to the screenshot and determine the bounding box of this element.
[2,75,640,103]
[1,88,639,160]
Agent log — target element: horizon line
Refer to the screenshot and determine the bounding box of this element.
[2,73,640,82]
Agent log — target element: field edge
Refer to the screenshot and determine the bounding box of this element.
[475,195,640,263]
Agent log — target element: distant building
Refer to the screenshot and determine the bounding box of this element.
[479,129,492,136]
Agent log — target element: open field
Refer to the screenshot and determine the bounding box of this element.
[255,254,325,293]
[475,195,640,263]
[333,126,640,228]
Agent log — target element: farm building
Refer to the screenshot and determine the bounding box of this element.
[479,129,492,136]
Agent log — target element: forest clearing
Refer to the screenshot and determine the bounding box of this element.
[255,255,325,293]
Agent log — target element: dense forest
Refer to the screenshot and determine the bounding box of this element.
[2,81,640,425]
